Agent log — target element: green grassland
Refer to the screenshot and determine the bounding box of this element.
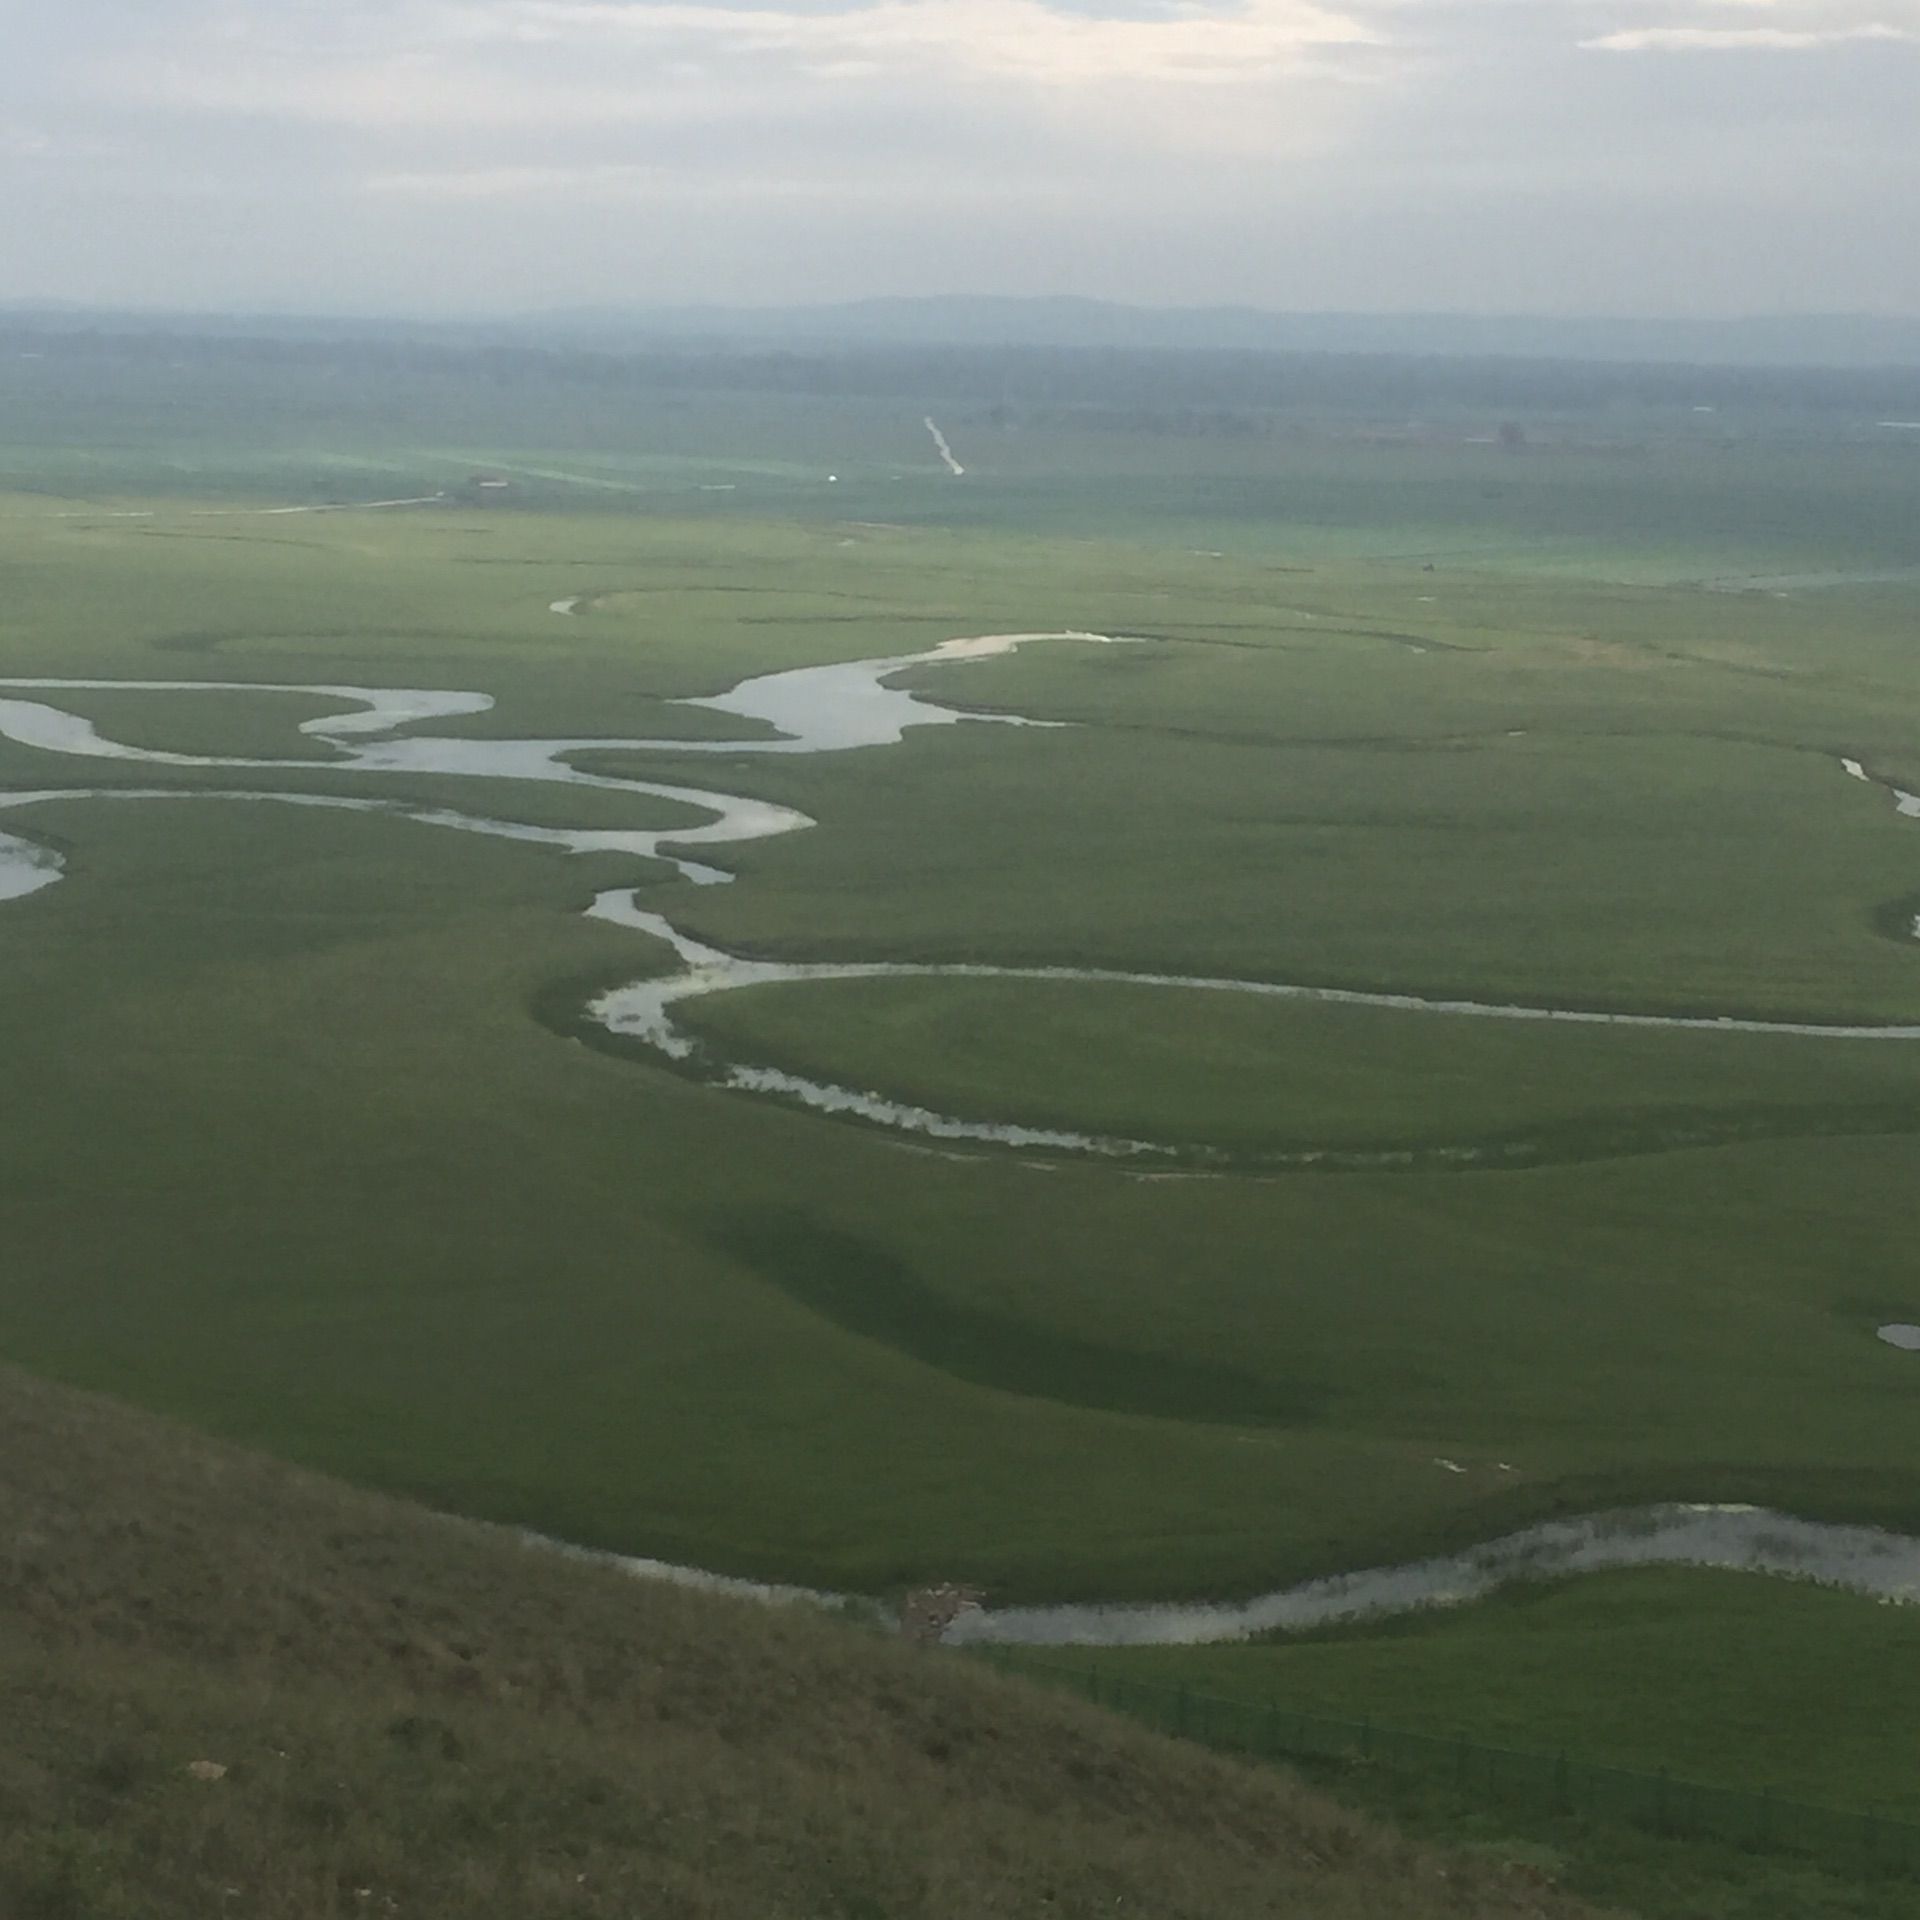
[1042,1570,1920,1814]
[2,392,1919,1632]
[5,336,1918,582]
[678,976,1920,1165]
[1016,1571,1920,1918]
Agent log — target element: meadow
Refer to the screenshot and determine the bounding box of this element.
[991,1569,1920,1919]
[1048,1568,1920,1815]
[5,341,1920,1909]
[1,349,1918,1701]
[2,393,1920,1599]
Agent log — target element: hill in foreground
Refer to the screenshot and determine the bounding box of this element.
[0,1365,1604,1919]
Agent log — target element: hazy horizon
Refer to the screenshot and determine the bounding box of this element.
[6,294,1920,327]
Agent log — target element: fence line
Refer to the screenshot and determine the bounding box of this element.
[970,1648,1920,1880]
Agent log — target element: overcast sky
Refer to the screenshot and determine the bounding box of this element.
[2,0,1915,316]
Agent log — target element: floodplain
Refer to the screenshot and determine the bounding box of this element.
[4,337,1920,1895]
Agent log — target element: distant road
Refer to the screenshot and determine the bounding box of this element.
[923,417,965,477]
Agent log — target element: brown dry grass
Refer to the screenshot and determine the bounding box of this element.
[0,1366,1609,1919]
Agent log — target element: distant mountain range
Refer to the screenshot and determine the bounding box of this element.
[534,298,1920,368]
[6,296,1920,369]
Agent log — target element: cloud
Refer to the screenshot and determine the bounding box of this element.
[3,0,1917,314]
[1582,0,1920,51]
[1584,21,1916,48]
[75,0,1399,203]
[102,0,1389,137]
[500,0,1385,84]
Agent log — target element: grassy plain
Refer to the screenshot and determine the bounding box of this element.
[5,338,1918,579]
[1003,1570,1920,1919]
[0,396,1918,1628]
[1051,1570,1920,1814]
[680,975,1920,1165]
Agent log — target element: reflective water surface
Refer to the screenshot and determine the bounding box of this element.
[5,645,1920,1170]
[6,643,1920,1618]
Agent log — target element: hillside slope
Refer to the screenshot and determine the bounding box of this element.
[0,1365,1605,1920]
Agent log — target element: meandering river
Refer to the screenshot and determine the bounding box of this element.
[546,1501,1920,1645]
[4,635,1920,1166]
[6,635,1920,1635]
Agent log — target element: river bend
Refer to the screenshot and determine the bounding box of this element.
[3,636,1919,1168]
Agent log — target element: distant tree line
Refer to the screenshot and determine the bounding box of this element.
[6,320,1920,427]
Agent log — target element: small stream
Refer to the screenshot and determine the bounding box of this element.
[6,638,1920,1636]
[559,1502,1920,1646]
[943,1504,1920,1645]
[4,636,1920,1171]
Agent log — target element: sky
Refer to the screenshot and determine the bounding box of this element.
[2,0,1915,317]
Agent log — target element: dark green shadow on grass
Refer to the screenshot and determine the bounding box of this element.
[699,1206,1317,1428]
